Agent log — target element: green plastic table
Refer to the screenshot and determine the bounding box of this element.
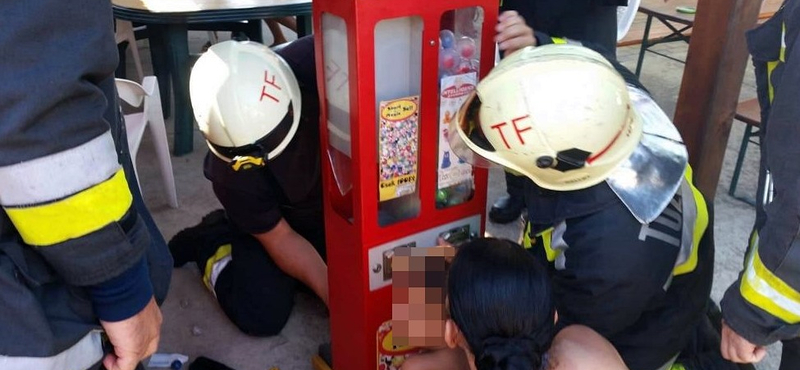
[113,0,313,155]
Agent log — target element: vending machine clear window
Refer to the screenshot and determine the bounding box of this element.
[435,7,483,209]
[374,16,424,227]
[322,13,354,222]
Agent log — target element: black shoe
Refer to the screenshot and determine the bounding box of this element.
[318,342,333,367]
[488,195,525,224]
[189,357,235,370]
[168,209,230,268]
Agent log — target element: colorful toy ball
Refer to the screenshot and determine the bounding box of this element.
[439,29,456,49]
[456,36,476,59]
[439,48,460,72]
[455,59,475,74]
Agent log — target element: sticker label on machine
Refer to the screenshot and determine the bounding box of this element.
[377,320,424,370]
[367,215,481,291]
[438,73,476,189]
[379,96,420,201]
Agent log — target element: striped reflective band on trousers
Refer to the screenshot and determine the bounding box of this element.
[0,131,132,246]
[203,244,233,295]
[741,233,800,324]
[0,331,103,370]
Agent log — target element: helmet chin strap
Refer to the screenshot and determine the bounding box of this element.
[230,143,269,172]
[207,141,269,172]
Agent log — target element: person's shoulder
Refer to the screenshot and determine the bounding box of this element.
[548,325,628,370]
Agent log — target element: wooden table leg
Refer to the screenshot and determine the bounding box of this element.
[297,15,312,37]
[162,24,194,156]
[245,19,264,43]
[635,14,654,77]
[148,24,172,119]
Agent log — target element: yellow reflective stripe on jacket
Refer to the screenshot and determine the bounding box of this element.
[766,22,787,102]
[203,244,233,292]
[673,167,708,276]
[741,247,800,323]
[767,60,779,102]
[780,23,787,62]
[3,170,132,247]
[523,221,533,248]
[552,37,568,44]
[540,227,559,262]
[522,222,559,262]
[0,131,121,206]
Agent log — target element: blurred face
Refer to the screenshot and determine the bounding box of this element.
[392,247,454,348]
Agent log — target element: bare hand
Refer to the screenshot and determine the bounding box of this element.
[720,321,767,363]
[436,237,455,248]
[495,11,536,56]
[100,297,162,370]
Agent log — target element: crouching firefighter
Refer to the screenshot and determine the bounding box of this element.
[170,36,329,337]
[449,44,734,370]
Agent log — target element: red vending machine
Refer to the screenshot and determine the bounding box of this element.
[313,0,497,368]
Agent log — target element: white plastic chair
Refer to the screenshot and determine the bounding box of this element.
[115,20,144,82]
[617,0,642,42]
[116,77,179,208]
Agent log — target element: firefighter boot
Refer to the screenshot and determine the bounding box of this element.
[169,209,232,268]
[488,195,525,224]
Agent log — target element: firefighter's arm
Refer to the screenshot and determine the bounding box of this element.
[495,10,536,56]
[721,12,800,346]
[253,219,329,306]
[0,1,155,323]
[210,175,329,306]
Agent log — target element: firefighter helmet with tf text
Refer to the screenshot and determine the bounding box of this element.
[450,44,689,223]
[190,40,301,170]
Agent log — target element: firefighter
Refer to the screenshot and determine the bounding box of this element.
[488,0,625,224]
[720,1,800,368]
[0,1,171,369]
[170,36,328,336]
[449,43,725,370]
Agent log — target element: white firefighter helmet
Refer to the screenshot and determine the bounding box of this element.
[190,40,301,166]
[451,44,642,191]
[450,44,688,223]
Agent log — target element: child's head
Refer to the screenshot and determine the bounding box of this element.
[445,238,555,370]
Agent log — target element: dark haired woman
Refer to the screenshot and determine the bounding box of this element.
[401,238,628,370]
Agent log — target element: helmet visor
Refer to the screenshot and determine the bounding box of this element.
[448,93,502,169]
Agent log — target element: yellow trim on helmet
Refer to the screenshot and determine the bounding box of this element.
[4,170,132,247]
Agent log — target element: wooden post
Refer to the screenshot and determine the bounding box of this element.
[673,0,762,199]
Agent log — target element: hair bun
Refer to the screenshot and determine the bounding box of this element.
[476,336,542,370]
